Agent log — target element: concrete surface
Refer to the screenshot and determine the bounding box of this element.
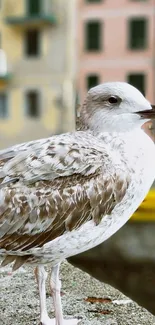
[0,260,155,325]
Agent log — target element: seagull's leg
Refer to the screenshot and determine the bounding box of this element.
[35,265,53,325]
[50,263,79,325]
[50,263,63,324]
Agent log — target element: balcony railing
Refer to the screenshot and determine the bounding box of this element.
[5,14,56,26]
[0,74,11,82]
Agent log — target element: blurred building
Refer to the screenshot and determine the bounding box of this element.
[0,0,76,148]
[76,0,155,103]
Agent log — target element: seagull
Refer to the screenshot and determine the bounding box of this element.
[0,82,155,325]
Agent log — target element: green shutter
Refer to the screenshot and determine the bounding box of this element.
[27,0,41,16]
[127,74,146,96]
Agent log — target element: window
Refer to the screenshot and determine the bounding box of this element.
[27,0,41,16]
[25,91,40,117]
[87,74,99,90]
[86,0,101,2]
[127,73,146,95]
[25,29,40,57]
[85,21,102,51]
[128,18,147,49]
[0,93,8,119]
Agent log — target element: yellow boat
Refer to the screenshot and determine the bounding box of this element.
[131,187,155,221]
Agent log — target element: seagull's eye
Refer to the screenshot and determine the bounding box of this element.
[108,96,118,104]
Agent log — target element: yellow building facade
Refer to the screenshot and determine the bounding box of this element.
[0,0,76,148]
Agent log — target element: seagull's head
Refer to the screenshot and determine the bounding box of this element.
[81,82,155,133]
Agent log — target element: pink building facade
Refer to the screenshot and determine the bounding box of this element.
[76,0,155,103]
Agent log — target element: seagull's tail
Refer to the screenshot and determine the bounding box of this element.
[1,255,29,271]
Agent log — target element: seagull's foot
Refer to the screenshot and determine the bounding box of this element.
[62,319,80,325]
[40,315,55,325]
[40,317,80,325]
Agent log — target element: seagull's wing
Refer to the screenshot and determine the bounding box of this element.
[0,132,130,269]
[0,133,107,183]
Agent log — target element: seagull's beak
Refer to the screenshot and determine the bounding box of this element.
[135,105,155,119]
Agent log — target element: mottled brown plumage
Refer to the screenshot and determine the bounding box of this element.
[0,132,129,269]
